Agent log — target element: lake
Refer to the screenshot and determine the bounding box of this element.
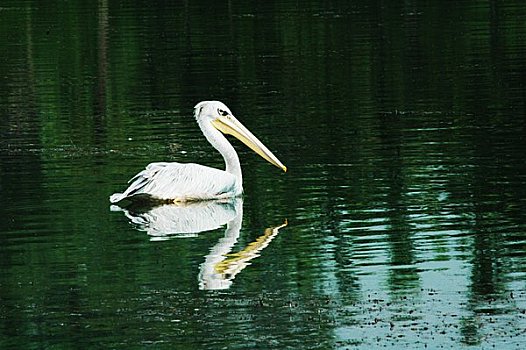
[1,0,526,349]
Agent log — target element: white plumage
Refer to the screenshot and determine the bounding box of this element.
[110,101,286,203]
[110,162,239,203]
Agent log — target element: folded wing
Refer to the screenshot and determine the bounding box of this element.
[110,162,239,203]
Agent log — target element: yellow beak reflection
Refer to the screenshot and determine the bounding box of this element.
[212,115,287,172]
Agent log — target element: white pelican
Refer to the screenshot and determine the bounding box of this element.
[110,101,286,203]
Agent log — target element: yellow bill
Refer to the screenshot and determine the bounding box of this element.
[212,115,287,172]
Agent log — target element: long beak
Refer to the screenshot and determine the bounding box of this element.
[212,115,287,172]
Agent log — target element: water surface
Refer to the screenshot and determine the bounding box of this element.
[1,1,526,349]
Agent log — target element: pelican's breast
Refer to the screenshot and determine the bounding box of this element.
[112,162,241,202]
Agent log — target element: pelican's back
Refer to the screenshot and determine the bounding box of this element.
[110,162,240,203]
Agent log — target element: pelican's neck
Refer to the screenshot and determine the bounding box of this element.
[199,119,243,181]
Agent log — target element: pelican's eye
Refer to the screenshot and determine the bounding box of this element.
[218,109,229,117]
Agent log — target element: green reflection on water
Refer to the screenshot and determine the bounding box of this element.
[1,0,526,349]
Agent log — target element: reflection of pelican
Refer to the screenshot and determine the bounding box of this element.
[111,198,287,290]
[199,214,287,290]
[110,199,241,240]
[110,101,286,203]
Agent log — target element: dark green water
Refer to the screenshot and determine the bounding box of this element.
[1,1,526,349]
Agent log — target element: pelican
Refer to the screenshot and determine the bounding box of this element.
[110,101,286,203]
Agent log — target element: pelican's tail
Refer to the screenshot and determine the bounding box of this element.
[110,193,125,203]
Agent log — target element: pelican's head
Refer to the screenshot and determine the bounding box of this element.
[194,101,287,172]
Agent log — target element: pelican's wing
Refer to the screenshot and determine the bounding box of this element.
[110,162,238,203]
